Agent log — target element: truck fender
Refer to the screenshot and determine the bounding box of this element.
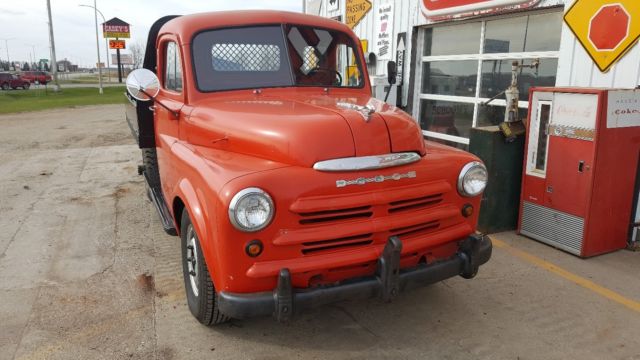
[174,178,221,282]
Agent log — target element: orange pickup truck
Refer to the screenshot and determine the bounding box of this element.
[125,11,491,325]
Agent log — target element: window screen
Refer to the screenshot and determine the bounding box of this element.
[211,44,281,72]
[192,26,292,92]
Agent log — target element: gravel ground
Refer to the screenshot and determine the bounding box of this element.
[0,105,638,360]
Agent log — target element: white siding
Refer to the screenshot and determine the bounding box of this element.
[316,0,418,106]
[311,0,640,105]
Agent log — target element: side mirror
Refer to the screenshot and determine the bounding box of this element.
[126,68,180,118]
[387,61,397,85]
[126,68,160,101]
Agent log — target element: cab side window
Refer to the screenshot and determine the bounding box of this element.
[165,41,183,92]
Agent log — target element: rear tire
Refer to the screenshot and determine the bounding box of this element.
[180,210,229,326]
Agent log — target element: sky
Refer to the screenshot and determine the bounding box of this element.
[0,0,302,68]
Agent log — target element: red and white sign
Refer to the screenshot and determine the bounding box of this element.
[421,0,541,19]
[588,4,630,51]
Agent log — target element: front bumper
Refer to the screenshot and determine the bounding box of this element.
[217,234,492,322]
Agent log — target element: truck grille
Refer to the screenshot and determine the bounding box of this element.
[298,206,373,225]
[388,194,443,213]
[283,182,456,255]
[390,220,440,240]
[301,234,374,255]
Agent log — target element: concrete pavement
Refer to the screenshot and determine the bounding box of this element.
[0,105,638,359]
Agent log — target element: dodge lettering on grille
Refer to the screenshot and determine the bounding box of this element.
[336,171,417,188]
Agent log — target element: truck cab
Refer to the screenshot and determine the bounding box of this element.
[125,10,492,325]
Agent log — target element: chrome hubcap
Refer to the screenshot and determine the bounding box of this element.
[186,225,199,297]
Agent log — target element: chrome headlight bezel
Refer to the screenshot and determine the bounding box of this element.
[457,161,488,197]
[228,188,274,232]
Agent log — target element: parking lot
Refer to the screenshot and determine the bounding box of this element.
[1,105,639,360]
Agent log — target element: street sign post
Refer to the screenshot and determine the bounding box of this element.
[564,0,640,72]
[103,17,130,83]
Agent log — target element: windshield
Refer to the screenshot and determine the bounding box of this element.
[192,25,365,92]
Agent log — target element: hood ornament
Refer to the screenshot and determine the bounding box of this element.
[337,102,376,122]
[314,152,421,172]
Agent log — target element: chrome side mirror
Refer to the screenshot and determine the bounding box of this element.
[126,68,180,118]
[126,68,160,101]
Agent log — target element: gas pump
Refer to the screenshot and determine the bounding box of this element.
[483,60,540,141]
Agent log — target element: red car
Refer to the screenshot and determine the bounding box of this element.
[20,71,52,85]
[0,73,30,90]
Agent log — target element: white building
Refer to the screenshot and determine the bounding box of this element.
[306,0,640,148]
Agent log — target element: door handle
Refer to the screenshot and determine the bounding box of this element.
[578,161,585,173]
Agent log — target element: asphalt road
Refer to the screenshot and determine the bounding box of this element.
[0,105,639,359]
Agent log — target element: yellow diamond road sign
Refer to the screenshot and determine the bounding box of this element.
[346,0,372,29]
[565,0,640,72]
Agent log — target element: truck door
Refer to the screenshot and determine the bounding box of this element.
[155,39,185,198]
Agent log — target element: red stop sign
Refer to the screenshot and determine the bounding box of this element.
[589,4,630,51]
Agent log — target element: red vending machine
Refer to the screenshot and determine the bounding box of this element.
[519,87,640,257]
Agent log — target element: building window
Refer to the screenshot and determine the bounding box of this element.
[414,10,563,146]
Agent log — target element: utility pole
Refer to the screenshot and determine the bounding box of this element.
[0,38,15,71]
[46,0,60,91]
[79,4,110,83]
[93,0,104,94]
[25,44,37,69]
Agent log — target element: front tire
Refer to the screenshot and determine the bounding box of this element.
[23,83,30,90]
[180,210,229,326]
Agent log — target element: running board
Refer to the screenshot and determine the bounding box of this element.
[145,179,178,236]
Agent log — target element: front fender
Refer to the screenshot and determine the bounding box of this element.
[173,177,223,288]
[175,178,211,242]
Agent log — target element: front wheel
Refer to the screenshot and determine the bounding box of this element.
[1,83,9,90]
[180,210,229,326]
[23,83,30,90]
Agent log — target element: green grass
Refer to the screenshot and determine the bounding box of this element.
[0,86,126,114]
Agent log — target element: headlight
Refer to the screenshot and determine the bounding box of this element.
[458,162,488,197]
[228,188,274,232]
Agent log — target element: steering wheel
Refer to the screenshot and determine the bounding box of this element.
[308,67,343,86]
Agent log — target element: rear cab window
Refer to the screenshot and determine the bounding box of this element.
[191,25,365,92]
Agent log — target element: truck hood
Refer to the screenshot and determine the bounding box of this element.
[186,93,425,168]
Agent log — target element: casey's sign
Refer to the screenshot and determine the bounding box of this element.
[421,0,541,18]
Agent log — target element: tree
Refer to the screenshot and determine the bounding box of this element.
[23,62,30,71]
[43,63,50,72]
[130,42,145,69]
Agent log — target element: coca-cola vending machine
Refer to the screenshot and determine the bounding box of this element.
[519,87,640,257]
